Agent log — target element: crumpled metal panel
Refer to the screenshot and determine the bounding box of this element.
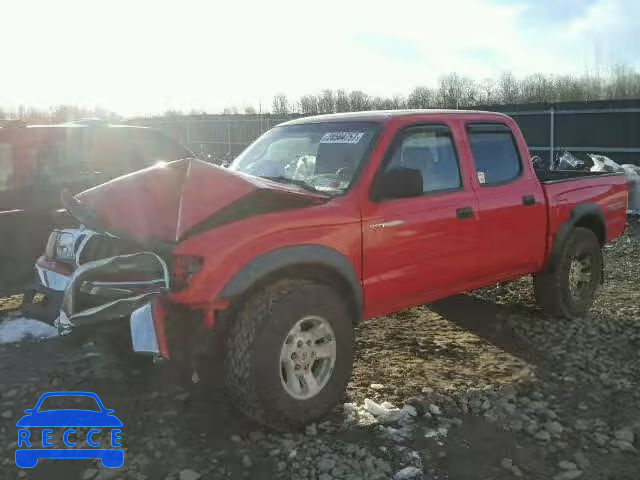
[57,252,168,332]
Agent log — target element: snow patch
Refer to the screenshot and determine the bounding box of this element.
[344,399,419,443]
[0,317,58,344]
[424,427,449,440]
[393,466,423,479]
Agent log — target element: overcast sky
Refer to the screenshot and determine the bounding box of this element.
[1,0,638,116]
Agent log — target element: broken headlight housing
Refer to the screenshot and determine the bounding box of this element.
[171,255,203,290]
[44,231,58,259]
[56,232,76,261]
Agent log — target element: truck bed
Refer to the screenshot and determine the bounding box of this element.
[534,168,625,184]
[541,171,628,248]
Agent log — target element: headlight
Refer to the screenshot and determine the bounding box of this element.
[55,232,76,262]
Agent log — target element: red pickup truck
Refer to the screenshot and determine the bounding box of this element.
[30,110,628,430]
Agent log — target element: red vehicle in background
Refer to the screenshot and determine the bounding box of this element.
[0,120,193,295]
[31,110,628,429]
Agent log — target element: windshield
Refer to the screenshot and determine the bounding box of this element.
[230,122,378,194]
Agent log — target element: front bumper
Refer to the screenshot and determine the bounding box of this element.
[21,260,72,324]
[27,254,170,358]
[22,282,65,325]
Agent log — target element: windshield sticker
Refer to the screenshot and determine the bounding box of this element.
[477,171,486,184]
[320,132,364,144]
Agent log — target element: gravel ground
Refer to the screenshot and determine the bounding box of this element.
[0,223,638,479]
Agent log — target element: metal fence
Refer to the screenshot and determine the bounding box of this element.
[132,100,640,166]
[496,99,640,166]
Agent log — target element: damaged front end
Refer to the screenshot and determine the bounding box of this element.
[56,251,170,357]
[51,158,328,362]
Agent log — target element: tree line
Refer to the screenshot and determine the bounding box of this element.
[272,65,640,115]
[3,65,640,122]
[0,105,119,124]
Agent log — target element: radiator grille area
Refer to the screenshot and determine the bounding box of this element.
[77,235,140,264]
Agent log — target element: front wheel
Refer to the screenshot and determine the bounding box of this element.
[224,279,354,430]
[534,227,602,319]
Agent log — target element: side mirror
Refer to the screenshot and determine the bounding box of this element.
[375,167,423,200]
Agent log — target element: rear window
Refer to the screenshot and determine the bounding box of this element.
[468,124,522,185]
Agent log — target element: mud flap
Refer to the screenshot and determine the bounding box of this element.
[55,252,169,355]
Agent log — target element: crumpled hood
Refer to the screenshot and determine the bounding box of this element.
[64,158,328,244]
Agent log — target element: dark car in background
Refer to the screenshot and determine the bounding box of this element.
[0,120,193,296]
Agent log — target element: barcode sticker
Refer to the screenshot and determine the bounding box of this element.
[320,132,364,144]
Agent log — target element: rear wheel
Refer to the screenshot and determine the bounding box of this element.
[224,279,354,430]
[534,227,602,319]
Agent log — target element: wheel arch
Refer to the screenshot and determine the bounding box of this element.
[219,245,363,323]
[546,202,606,273]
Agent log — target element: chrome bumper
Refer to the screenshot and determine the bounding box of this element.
[56,251,169,355]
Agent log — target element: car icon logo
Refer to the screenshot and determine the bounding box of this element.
[15,391,124,468]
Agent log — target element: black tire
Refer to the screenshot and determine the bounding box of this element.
[224,279,354,430]
[534,227,602,319]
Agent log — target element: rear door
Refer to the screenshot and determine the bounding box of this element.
[362,122,480,316]
[464,122,546,279]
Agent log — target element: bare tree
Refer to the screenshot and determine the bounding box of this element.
[478,78,496,105]
[497,72,520,104]
[580,74,604,101]
[335,89,350,112]
[272,93,290,115]
[406,86,434,109]
[375,95,405,110]
[318,90,335,113]
[520,74,555,103]
[348,90,371,111]
[436,73,478,108]
[607,64,640,99]
[390,95,406,110]
[243,105,257,114]
[299,95,319,115]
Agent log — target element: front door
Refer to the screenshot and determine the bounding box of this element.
[362,123,479,317]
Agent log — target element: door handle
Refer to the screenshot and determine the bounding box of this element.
[522,195,536,206]
[369,220,405,230]
[456,207,474,219]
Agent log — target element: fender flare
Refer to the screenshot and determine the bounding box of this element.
[219,245,363,319]
[545,202,606,273]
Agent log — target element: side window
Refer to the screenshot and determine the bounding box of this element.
[31,129,88,186]
[0,142,13,191]
[467,124,522,185]
[384,125,462,194]
[87,129,137,177]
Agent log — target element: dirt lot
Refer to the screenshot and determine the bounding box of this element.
[0,223,638,480]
